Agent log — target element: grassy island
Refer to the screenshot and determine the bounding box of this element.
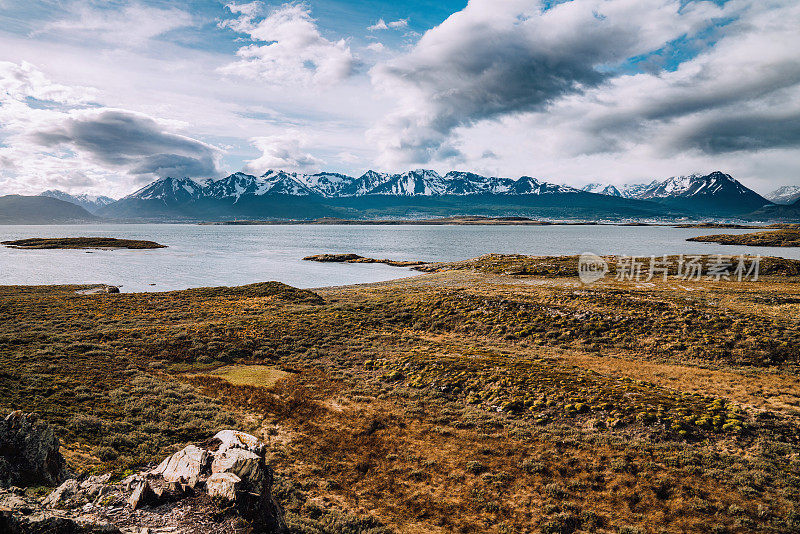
[2,237,166,249]
[688,228,800,247]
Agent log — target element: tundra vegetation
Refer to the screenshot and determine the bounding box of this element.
[1,257,800,533]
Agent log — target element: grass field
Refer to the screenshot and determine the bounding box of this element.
[1,256,800,533]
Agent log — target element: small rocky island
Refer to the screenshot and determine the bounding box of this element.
[303,253,427,267]
[688,228,800,247]
[2,238,166,250]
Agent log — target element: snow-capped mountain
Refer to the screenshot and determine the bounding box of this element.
[620,171,771,216]
[368,169,451,196]
[581,183,622,197]
[39,190,116,214]
[125,176,207,204]
[765,185,800,205]
[628,172,759,201]
[118,169,584,202]
[293,172,355,197]
[96,168,769,221]
[619,182,659,199]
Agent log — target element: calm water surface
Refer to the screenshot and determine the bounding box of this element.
[0,224,796,292]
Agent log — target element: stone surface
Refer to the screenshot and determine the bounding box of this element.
[4,426,286,533]
[205,473,241,502]
[76,286,120,295]
[211,448,264,494]
[148,445,209,487]
[212,430,265,456]
[0,411,69,487]
[127,481,159,511]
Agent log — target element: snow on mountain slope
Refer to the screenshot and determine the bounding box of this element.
[442,172,516,195]
[368,169,450,196]
[633,172,755,200]
[581,183,622,197]
[511,176,580,195]
[766,185,800,205]
[258,171,315,196]
[124,177,207,203]
[39,190,116,213]
[292,172,354,197]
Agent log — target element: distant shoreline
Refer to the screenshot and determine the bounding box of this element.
[199,217,783,228]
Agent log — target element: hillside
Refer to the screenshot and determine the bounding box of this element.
[0,195,99,224]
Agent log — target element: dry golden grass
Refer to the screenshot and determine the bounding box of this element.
[2,256,800,533]
[191,365,291,388]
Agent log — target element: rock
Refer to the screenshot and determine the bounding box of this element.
[0,507,121,533]
[76,286,120,295]
[211,449,264,494]
[205,473,241,502]
[127,481,158,510]
[43,479,81,508]
[4,429,286,533]
[212,430,266,456]
[0,412,69,487]
[148,445,210,488]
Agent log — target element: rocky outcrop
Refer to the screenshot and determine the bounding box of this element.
[76,286,120,295]
[0,411,69,487]
[2,422,286,534]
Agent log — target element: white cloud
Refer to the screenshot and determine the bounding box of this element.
[0,61,222,195]
[366,42,385,53]
[369,0,723,166]
[36,3,195,48]
[220,2,355,87]
[368,18,408,31]
[0,60,97,104]
[244,132,324,174]
[367,19,388,31]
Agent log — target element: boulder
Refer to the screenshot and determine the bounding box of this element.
[0,411,69,487]
[212,430,265,456]
[42,479,81,508]
[148,445,209,488]
[211,448,264,494]
[127,480,159,510]
[76,286,120,295]
[205,473,241,502]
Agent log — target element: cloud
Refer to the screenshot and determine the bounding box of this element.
[366,42,384,53]
[220,2,355,86]
[0,61,222,194]
[367,19,388,31]
[0,60,97,104]
[368,18,408,31]
[30,109,222,178]
[561,1,800,157]
[244,132,323,173]
[368,0,722,166]
[36,3,195,48]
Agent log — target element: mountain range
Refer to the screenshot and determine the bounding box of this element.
[95,169,775,221]
[38,190,116,214]
[764,185,800,205]
[1,169,795,223]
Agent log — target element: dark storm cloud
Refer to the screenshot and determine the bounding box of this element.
[671,112,800,154]
[31,109,220,177]
[369,0,718,165]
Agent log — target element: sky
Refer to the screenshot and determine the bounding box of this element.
[0,0,798,198]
